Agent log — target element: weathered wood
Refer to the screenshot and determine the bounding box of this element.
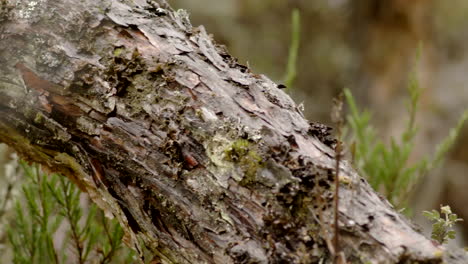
[0,0,466,263]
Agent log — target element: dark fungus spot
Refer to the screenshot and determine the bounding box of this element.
[286,135,298,149]
[153,8,168,16]
[361,223,370,232]
[368,215,375,222]
[327,170,334,181]
[279,184,292,194]
[318,179,329,188]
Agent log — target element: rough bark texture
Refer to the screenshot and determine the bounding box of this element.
[0,0,466,263]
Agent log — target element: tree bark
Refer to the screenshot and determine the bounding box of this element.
[0,0,466,263]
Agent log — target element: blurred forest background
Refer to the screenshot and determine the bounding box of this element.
[1,0,468,259]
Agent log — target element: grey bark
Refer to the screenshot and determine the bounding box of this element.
[0,0,466,263]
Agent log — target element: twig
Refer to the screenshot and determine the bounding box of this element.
[0,183,13,218]
[100,213,116,264]
[331,93,344,264]
[60,178,85,264]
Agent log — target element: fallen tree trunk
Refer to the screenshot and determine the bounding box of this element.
[0,0,466,263]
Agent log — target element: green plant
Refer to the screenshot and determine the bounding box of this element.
[0,148,21,260]
[7,161,136,264]
[283,8,301,91]
[344,75,468,209]
[423,205,463,244]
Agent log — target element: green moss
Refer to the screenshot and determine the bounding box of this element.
[225,139,263,185]
[34,112,45,124]
[225,139,250,160]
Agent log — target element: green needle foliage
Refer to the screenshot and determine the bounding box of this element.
[284,8,301,91]
[345,77,468,209]
[8,162,136,264]
[423,205,463,244]
[8,162,63,264]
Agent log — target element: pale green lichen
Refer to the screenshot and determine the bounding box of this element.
[76,116,101,136]
[17,0,39,19]
[220,209,235,226]
[204,134,264,188]
[32,112,71,142]
[34,112,45,124]
[204,134,237,188]
[113,47,125,56]
[338,174,352,186]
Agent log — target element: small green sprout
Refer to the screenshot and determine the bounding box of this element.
[283,8,301,91]
[423,205,463,244]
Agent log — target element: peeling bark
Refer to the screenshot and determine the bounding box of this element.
[0,0,466,263]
